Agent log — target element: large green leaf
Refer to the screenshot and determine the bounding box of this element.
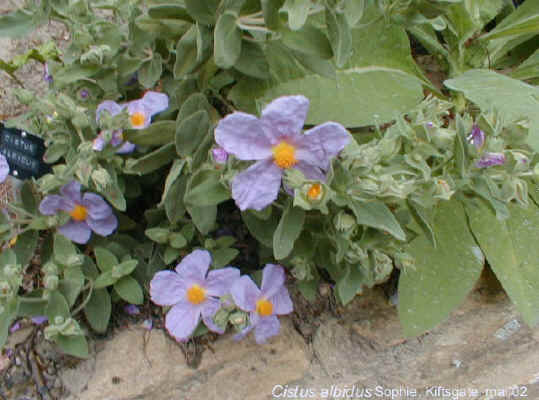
[114,276,143,305]
[187,204,216,234]
[336,264,365,305]
[398,200,484,337]
[241,209,279,248]
[125,121,176,146]
[45,291,71,322]
[55,334,89,359]
[184,169,230,207]
[465,200,539,327]
[260,20,426,127]
[481,9,539,41]
[282,0,310,30]
[0,10,42,38]
[214,11,242,69]
[125,143,177,174]
[273,202,305,260]
[444,69,539,152]
[485,0,539,64]
[12,230,38,267]
[510,48,539,81]
[0,299,18,348]
[348,199,406,241]
[84,288,111,333]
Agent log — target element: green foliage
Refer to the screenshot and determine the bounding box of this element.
[398,200,484,337]
[444,70,539,151]
[465,200,539,326]
[1,0,538,355]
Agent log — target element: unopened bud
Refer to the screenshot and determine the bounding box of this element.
[44,275,59,290]
[334,212,356,232]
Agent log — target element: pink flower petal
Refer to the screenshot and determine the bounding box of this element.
[260,96,309,143]
[261,264,286,299]
[60,181,83,203]
[232,159,283,211]
[86,213,117,237]
[254,315,280,344]
[231,276,260,312]
[150,270,187,306]
[269,286,293,315]
[58,220,92,244]
[296,122,351,170]
[205,267,241,297]
[174,249,211,282]
[165,301,201,341]
[215,113,273,160]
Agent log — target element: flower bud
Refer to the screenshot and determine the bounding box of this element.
[0,281,12,298]
[213,308,231,330]
[44,275,59,290]
[290,256,314,281]
[60,318,83,336]
[344,242,368,264]
[4,263,21,278]
[433,179,455,200]
[373,250,393,284]
[394,251,415,270]
[284,168,306,189]
[334,212,356,232]
[356,178,379,195]
[43,261,59,276]
[229,311,248,329]
[92,168,113,191]
[66,254,84,267]
[212,147,229,164]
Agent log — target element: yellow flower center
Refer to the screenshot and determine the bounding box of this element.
[9,236,17,247]
[130,112,146,128]
[256,298,273,317]
[186,284,206,305]
[272,141,297,169]
[70,205,88,221]
[307,183,322,201]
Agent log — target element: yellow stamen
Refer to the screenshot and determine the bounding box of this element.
[256,298,273,317]
[272,141,297,169]
[307,183,322,201]
[9,236,17,247]
[130,112,146,128]
[70,205,88,222]
[186,284,206,305]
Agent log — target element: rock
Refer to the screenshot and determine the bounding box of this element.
[57,284,539,400]
[304,287,539,399]
[62,320,310,400]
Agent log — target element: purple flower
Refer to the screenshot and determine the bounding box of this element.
[230,264,293,344]
[9,321,21,334]
[95,91,169,154]
[467,124,485,150]
[125,91,169,130]
[0,154,9,183]
[142,319,153,330]
[38,181,118,244]
[124,304,140,315]
[215,95,351,211]
[212,147,229,164]
[79,88,90,100]
[92,130,136,154]
[149,249,240,342]
[43,64,53,83]
[31,316,48,325]
[476,152,506,168]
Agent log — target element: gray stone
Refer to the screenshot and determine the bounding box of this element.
[62,320,310,400]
